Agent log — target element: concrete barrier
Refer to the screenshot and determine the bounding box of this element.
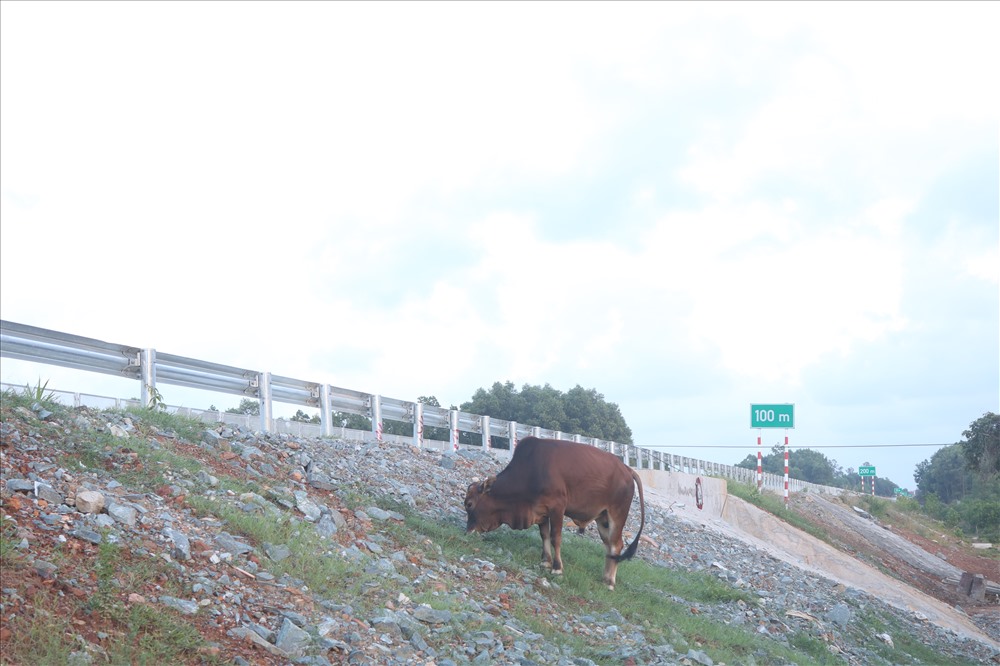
[635,469,728,518]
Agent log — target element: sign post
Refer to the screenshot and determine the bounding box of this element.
[750,404,795,499]
[859,465,876,496]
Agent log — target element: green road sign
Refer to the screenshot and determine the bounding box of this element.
[750,404,794,429]
[859,466,877,476]
[893,487,910,496]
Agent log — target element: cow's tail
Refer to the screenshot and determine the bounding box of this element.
[613,469,646,562]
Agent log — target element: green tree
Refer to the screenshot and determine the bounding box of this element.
[959,498,1000,540]
[914,445,971,504]
[333,411,371,431]
[291,409,320,423]
[960,412,1000,478]
[460,381,633,444]
[417,396,451,442]
[736,448,899,494]
[226,398,259,416]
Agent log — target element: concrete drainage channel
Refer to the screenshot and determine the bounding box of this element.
[635,469,1000,650]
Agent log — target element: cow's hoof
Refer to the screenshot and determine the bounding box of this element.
[607,584,615,591]
[540,562,552,569]
[552,569,563,576]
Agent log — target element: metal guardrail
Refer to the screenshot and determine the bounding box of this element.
[0,319,842,496]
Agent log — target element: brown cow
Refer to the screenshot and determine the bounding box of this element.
[464,437,645,590]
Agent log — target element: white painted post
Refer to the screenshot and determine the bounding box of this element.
[371,394,383,443]
[320,384,332,437]
[258,371,273,433]
[450,409,460,452]
[139,348,156,409]
[413,401,424,448]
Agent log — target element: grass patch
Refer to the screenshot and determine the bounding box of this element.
[123,406,206,443]
[728,481,833,543]
[855,609,984,666]
[0,513,24,570]
[857,495,891,520]
[2,539,214,666]
[185,494,361,599]
[2,590,79,665]
[374,493,832,665]
[0,381,64,416]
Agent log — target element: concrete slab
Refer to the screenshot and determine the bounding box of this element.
[632,469,999,650]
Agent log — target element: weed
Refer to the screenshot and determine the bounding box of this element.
[2,590,77,664]
[122,406,205,442]
[1,383,64,419]
[144,384,167,411]
[859,495,890,519]
[23,378,56,403]
[0,514,24,569]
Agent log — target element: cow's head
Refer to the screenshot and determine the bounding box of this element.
[464,475,498,533]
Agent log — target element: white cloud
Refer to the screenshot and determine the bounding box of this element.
[1,1,996,492]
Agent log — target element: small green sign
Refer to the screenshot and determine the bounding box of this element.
[893,487,909,496]
[859,466,877,476]
[751,404,794,429]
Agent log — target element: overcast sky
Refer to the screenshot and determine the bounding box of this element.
[2,2,997,489]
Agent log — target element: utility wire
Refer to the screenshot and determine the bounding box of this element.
[644,443,951,449]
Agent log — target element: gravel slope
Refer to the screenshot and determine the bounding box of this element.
[1,403,998,665]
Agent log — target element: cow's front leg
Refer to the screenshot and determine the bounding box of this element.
[549,511,565,575]
[538,519,553,569]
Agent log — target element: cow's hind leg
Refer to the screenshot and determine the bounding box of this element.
[596,511,624,590]
[549,511,566,575]
[539,520,553,569]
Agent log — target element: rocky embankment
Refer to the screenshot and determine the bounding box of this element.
[1,403,998,665]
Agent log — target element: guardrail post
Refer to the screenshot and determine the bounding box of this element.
[531,426,541,438]
[413,401,423,448]
[139,348,156,408]
[320,384,332,437]
[481,415,491,449]
[258,371,273,433]
[371,394,383,443]
[508,421,518,449]
[449,409,459,452]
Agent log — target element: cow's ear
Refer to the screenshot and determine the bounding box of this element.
[481,475,495,494]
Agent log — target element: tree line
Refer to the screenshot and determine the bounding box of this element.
[215,380,632,449]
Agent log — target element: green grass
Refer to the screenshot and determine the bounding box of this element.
[854,608,984,666]
[1,538,216,666]
[0,514,22,569]
[122,406,206,442]
[728,481,834,543]
[185,494,363,598]
[372,494,838,665]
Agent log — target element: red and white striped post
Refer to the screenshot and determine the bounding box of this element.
[783,434,789,504]
[756,430,763,491]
